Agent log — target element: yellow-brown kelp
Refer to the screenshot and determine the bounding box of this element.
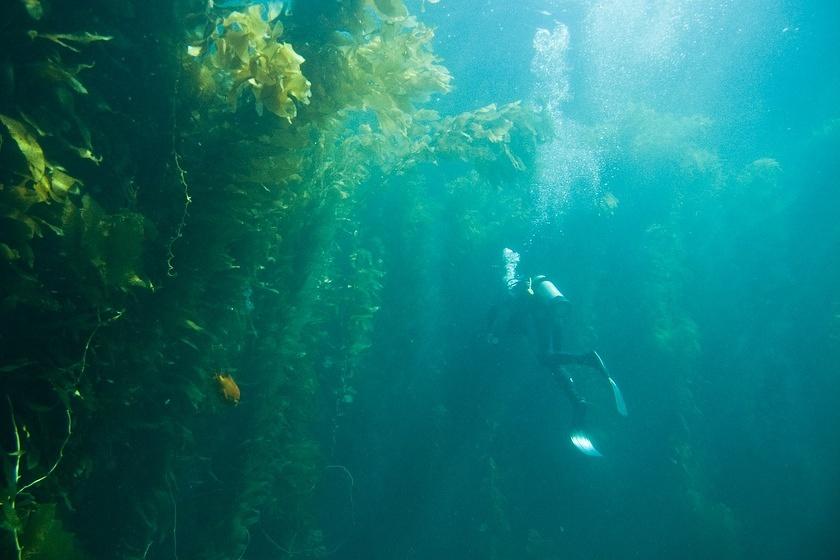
[1,1,543,558]
[188,4,311,120]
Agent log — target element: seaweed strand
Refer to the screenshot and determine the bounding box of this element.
[75,308,124,388]
[166,71,192,278]
[5,397,23,560]
[17,407,72,495]
[4,397,70,559]
[166,473,179,560]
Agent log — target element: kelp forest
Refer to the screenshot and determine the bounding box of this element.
[1,1,839,559]
[0,1,539,558]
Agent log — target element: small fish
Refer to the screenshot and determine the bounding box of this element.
[214,373,241,405]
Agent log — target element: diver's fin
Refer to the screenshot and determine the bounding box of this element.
[570,431,602,457]
[607,377,628,417]
[592,351,628,416]
[591,350,610,377]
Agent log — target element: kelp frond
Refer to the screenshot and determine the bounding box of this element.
[28,31,113,53]
[190,4,311,121]
[0,114,82,203]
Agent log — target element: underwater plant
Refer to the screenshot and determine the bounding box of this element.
[1,0,544,558]
[189,4,311,120]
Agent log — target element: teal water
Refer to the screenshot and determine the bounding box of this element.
[0,1,837,559]
[336,2,840,559]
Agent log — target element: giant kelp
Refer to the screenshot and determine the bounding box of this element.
[583,102,755,557]
[188,3,311,120]
[1,1,541,559]
[0,4,155,557]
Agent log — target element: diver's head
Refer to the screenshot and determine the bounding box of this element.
[530,275,571,316]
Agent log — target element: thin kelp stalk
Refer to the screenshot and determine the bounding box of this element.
[255,465,355,557]
[75,308,124,388]
[166,70,193,279]
[3,396,72,560]
[4,397,23,560]
[166,149,192,278]
[166,472,179,560]
[15,409,71,496]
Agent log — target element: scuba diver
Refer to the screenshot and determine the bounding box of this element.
[488,248,628,457]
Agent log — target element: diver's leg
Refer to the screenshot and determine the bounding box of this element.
[554,369,602,456]
[553,369,588,428]
[578,351,629,417]
[547,351,610,377]
[544,352,595,368]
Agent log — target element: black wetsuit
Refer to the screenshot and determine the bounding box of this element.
[489,279,599,427]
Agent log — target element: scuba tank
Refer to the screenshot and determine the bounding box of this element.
[529,275,571,315]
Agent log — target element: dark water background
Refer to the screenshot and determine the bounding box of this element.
[1,1,838,559]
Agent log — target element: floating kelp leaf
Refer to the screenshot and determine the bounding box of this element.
[32,178,51,201]
[127,274,152,289]
[184,319,205,331]
[428,101,539,171]
[67,144,103,164]
[250,44,312,120]
[179,337,200,351]
[66,195,149,291]
[373,0,408,18]
[0,114,46,184]
[0,242,19,260]
[37,59,92,94]
[335,16,451,134]
[19,112,49,137]
[28,30,113,52]
[46,165,82,200]
[31,215,64,236]
[216,5,270,67]
[20,0,43,20]
[19,502,90,560]
[199,4,311,120]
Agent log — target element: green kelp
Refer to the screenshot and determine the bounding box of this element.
[61,195,153,293]
[433,101,545,172]
[189,4,311,120]
[1,3,158,558]
[17,502,88,560]
[2,0,543,558]
[333,16,452,134]
[371,0,409,19]
[591,102,747,556]
[0,110,150,305]
[27,31,112,53]
[20,0,43,21]
[0,116,46,184]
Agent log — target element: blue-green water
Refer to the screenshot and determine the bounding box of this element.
[0,1,837,559]
[331,3,839,558]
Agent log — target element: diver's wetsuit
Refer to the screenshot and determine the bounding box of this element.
[489,279,602,428]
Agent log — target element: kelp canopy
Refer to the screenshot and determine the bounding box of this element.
[0,1,542,558]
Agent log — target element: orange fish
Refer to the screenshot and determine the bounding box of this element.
[214,373,240,405]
